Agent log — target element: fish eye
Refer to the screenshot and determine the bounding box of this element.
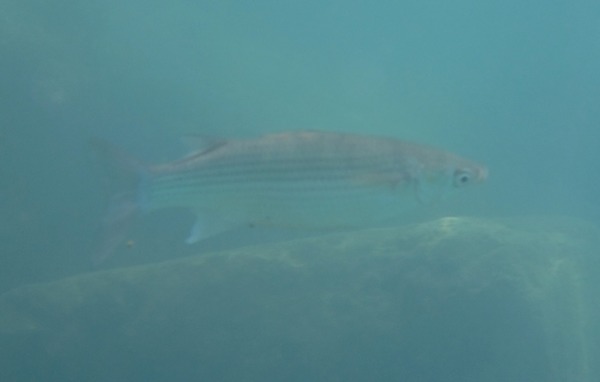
[453,170,472,187]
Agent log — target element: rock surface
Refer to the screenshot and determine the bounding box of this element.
[1,217,599,381]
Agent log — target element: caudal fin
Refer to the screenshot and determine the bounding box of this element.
[90,138,145,265]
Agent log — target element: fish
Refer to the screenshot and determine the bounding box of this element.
[92,130,487,262]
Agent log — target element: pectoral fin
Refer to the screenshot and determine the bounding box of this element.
[185,214,237,244]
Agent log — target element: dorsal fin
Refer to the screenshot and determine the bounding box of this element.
[181,135,227,155]
[176,135,228,162]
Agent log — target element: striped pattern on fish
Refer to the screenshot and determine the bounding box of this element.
[93,130,487,261]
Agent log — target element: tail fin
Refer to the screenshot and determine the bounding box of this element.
[90,139,145,265]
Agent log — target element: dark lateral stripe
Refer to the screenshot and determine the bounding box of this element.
[153,155,399,190]
[151,167,401,195]
[147,179,383,208]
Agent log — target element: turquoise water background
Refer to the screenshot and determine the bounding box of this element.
[1,0,598,335]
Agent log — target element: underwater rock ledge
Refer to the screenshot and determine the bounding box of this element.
[0,216,599,382]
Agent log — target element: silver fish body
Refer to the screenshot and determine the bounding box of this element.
[139,131,487,243]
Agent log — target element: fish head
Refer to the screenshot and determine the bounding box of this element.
[451,163,488,188]
[414,157,487,205]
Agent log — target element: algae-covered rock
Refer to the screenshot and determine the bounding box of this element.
[0,217,599,381]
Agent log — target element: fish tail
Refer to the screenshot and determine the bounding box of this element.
[90,138,148,264]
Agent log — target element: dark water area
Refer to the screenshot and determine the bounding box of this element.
[1,0,599,380]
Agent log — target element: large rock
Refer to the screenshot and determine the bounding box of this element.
[0,217,598,381]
